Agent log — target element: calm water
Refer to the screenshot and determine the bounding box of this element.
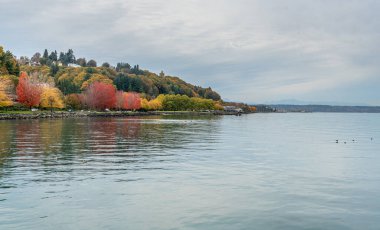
[0,113,380,230]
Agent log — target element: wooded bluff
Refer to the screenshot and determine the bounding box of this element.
[1,46,230,111]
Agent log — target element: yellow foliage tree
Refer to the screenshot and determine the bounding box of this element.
[40,87,65,111]
[141,97,163,111]
[0,91,12,107]
[155,94,165,103]
[73,71,87,86]
[141,98,149,110]
[80,74,113,90]
[149,98,163,110]
[20,65,51,77]
[0,75,16,107]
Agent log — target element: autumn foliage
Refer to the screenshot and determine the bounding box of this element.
[141,97,162,111]
[12,74,221,112]
[16,72,42,108]
[2,46,223,112]
[0,75,17,107]
[65,94,82,109]
[0,91,12,107]
[40,86,65,109]
[124,92,141,110]
[81,74,114,90]
[84,82,116,110]
[250,106,257,112]
[115,91,141,110]
[140,94,222,111]
[115,91,125,110]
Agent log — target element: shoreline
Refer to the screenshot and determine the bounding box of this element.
[0,110,246,120]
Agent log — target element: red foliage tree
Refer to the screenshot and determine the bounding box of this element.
[84,82,116,110]
[115,91,125,110]
[124,92,141,110]
[78,94,86,108]
[16,72,42,108]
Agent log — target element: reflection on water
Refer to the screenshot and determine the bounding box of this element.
[0,114,380,230]
[1,116,221,183]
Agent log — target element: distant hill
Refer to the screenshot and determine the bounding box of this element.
[270,104,380,113]
[266,99,369,106]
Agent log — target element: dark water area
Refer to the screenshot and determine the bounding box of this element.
[0,113,380,229]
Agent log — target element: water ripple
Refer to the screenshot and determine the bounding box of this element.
[0,114,380,229]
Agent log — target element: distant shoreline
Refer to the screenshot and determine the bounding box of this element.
[269,104,380,113]
[0,110,246,120]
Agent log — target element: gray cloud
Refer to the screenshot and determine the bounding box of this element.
[1,0,379,105]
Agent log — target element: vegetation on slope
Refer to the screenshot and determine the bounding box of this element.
[1,46,223,111]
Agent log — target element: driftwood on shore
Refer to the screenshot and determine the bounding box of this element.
[0,110,246,120]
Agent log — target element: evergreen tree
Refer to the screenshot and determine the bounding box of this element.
[49,50,58,61]
[59,52,65,62]
[114,74,130,91]
[131,64,144,75]
[116,62,131,73]
[66,49,75,64]
[43,49,49,59]
[50,63,59,75]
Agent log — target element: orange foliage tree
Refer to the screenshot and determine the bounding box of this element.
[124,92,141,110]
[115,91,141,110]
[16,72,42,108]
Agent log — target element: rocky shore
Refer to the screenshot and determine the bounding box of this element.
[0,110,245,120]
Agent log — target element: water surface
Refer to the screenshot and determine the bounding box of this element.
[1,113,380,229]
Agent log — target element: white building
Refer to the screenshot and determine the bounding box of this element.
[68,63,81,68]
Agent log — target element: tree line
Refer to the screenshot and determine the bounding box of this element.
[1,46,223,111]
[17,47,221,100]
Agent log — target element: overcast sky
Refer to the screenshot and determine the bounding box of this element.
[1,0,379,105]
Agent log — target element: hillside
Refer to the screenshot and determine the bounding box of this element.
[17,48,221,101]
[1,46,223,111]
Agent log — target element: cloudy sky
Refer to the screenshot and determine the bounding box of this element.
[1,0,379,105]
